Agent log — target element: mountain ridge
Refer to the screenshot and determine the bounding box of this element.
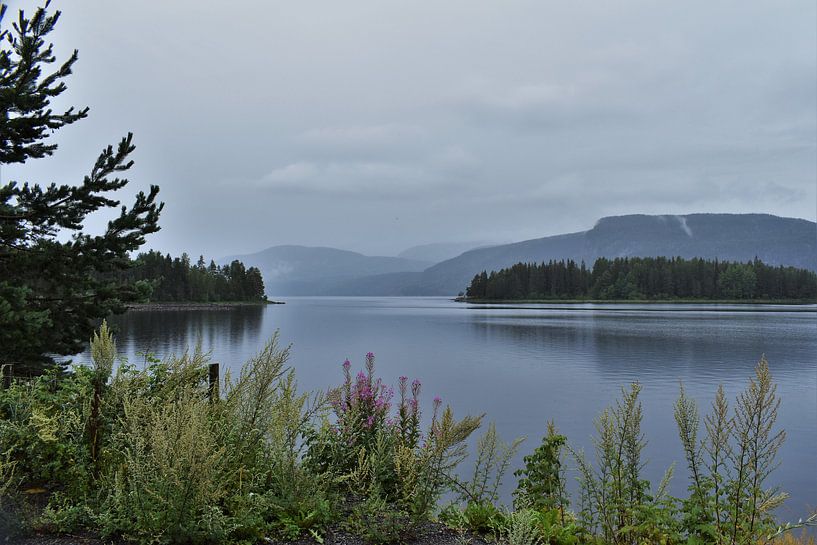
[334,213,817,295]
[225,214,816,296]
[220,245,431,295]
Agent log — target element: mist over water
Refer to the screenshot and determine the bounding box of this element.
[84,298,817,520]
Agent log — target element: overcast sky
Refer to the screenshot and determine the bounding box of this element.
[4,0,816,258]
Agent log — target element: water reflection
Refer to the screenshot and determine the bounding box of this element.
[467,310,816,382]
[105,306,264,366]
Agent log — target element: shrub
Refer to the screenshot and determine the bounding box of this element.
[346,491,411,544]
[514,421,568,516]
[674,356,788,545]
[306,353,482,527]
[439,500,507,538]
[458,422,524,506]
[527,508,583,545]
[100,380,230,543]
[573,382,679,545]
[93,333,331,544]
[0,449,22,535]
[221,334,332,539]
[503,509,543,545]
[0,363,96,502]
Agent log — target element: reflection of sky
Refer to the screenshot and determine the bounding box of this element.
[80,298,817,520]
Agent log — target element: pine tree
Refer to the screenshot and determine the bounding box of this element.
[0,3,163,373]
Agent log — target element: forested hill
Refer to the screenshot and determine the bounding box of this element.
[464,257,817,301]
[124,251,267,303]
[320,213,817,295]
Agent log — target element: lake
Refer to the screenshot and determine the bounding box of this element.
[83,297,817,520]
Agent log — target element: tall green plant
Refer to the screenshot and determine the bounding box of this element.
[0,449,18,531]
[87,320,116,479]
[99,349,229,543]
[0,367,94,499]
[116,394,227,541]
[514,421,568,518]
[574,383,676,545]
[674,356,787,545]
[222,333,330,536]
[456,422,524,506]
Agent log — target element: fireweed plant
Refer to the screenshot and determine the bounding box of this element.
[305,353,482,533]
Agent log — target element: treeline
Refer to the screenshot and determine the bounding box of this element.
[124,251,266,302]
[465,256,817,301]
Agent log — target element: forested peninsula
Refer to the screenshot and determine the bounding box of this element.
[123,251,267,304]
[463,256,817,302]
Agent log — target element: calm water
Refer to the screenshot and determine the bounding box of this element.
[81,297,816,519]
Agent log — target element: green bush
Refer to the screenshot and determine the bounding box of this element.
[346,491,411,544]
[458,422,524,506]
[514,421,568,515]
[440,500,507,538]
[674,356,787,545]
[503,509,543,545]
[0,449,22,535]
[305,353,482,529]
[0,325,337,543]
[573,382,680,544]
[0,367,95,497]
[100,383,230,542]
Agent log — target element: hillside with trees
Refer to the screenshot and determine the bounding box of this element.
[465,256,817,301]
[290,214,817,296]
[126,251,266,303]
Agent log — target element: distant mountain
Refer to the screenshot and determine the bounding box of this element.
[329,214,817,295]
[220,245,431,295]
[397,241,491,264]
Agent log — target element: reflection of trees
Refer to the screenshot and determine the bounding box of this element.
[100,306,264,365]
[467,310,815,382]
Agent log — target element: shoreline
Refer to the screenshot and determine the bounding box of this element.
[125,300,284,311]
[454,297,817,306]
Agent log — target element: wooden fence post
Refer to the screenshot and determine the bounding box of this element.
[208,362,219,402]
[1,364,11,390]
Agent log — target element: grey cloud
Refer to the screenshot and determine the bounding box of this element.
[3,0,814,257]
[257,160,435,195]
[298,124,425,150]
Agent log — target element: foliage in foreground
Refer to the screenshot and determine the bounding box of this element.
[0,324,813,545]
[0,325,330,543]
[305,353,482,540]
[440,358,812,545]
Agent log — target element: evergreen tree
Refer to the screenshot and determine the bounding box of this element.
[127,251,266,303]
[0,3,162,373]
[465,257,816,302]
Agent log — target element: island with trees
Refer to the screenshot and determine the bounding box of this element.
[462,256,817,302]
[124,250,268,304]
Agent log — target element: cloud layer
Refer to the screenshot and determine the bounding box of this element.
[5,0,815,257]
